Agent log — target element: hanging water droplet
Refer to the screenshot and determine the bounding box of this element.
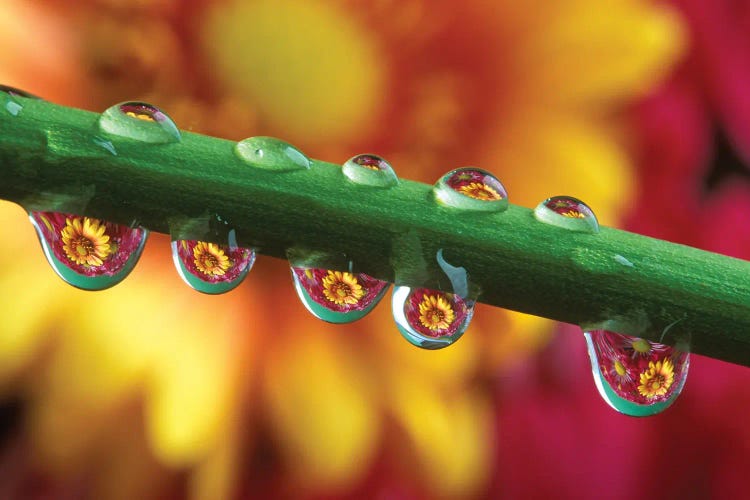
[235,136,310,171]
[433,167,508,212]
[534,196,599,233]
[29,211,148,290]
[342,154,398,188]
[584,329,689,416]
[172,239,256,294]
[98,101,181,144]
[392,287,474,349]
[291,267,389,323]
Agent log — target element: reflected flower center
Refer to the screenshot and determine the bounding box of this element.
[193,242,231,276]
[60,217,111,267]
[418,294,455,331]
[638,358,675,399]
[458,182,501,200]
[322,271,364,305]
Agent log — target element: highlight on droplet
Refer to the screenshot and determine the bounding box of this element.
[98,101,181,144]
[584,329,690,417]
[433,167,508,212]
[392,286,474,349]
[342,153,398,188]
[534,195,599,233]
[171,239,256,294]
[29,211,147,290]
[291,267,389,323]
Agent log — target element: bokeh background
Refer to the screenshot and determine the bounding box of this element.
[1,0,749,498]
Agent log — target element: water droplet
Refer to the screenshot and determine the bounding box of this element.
[291,267,389,323]
[93,136,117,156]
[534,196,599,233]
[235,136,310,171]
[29,211,147,290]
[392,287,474,349]
[433,167,508,212]
[584,329,689,416]
[98,101,181,144]
[342,154,398,188]
[172,239,256,294]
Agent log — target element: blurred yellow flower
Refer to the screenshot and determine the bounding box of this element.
[0,0,684,498]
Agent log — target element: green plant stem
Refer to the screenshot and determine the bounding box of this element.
[2,97,750,366]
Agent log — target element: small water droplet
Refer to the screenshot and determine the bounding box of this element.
[584,329,689,416]
[433,167,508,212]
[29,211,147,290]
[235,137,310,171]
[98,101,181,144]
[342,154,398,188]
[534,196,599,233]
[93,136,117,156]
[172,240,255,294]
[291,267,389,323]
[392,287,474,349]
[613,254,634,267]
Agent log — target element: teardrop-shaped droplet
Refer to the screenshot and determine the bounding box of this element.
[342,154,398,188]
[98,101,180,144]
[29,211,147,290]
[534,195,599,233]
[172,240,255,294]
[433,167,508,212]
[392,286,474,349]
[584,329,689,416]
[291,267,389,323]
[235,136,310,171]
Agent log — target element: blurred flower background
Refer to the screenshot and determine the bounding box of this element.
[1,0,749,498]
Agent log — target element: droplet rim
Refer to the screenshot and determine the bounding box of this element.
[433,167,509,212]
[291,267,390,323]
[171,240,255,295]
[342,154,399,188]
[584,331,690,417]
[534,195,600,234]
[98,101,181,144]
[392,286,473,350]
[29,212,148,291]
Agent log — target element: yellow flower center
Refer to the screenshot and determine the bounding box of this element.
[638,358,675,399]
[418,294,456,331]
[193,242,231,276]
[321,271,364,305]
[60,217,112,266]
[562,210,585,218]
[126,111,155,121]
[632,338,651,353]
[458,182,501,201]
[614,360,627,377]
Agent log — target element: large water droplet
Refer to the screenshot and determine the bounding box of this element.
[98,101,181,144]
[29,211,147,290]
[392,287,474,349]
[434,167,508,212]
[342,154,398,188]
[172,239,255,294]
[534,195,599,233]
[235,136,310,171]
[291,267,389,323]
[584,329,689,416]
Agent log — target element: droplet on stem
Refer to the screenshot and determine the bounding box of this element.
[392,286,474,349]
[584,329,689,416]
[172,239,256,294]
[29,211,147,290]
[291,267,389,323]
[342,154,398,188]
[98,101,181,144]
[433,167,508,212]
[534,196,599,233]
[235,136,310,171]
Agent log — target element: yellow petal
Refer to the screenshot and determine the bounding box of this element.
[263,331,379,490]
